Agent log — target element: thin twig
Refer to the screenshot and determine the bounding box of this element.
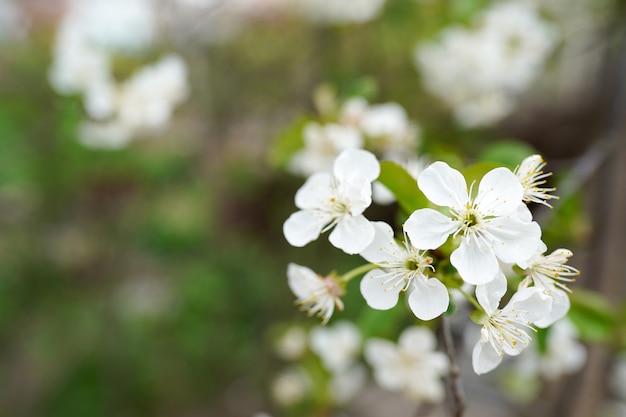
[441,315,465,417]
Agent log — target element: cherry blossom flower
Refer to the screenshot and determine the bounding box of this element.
[518,241,579,327]
[283,148,380,254]
[472,272,552,375]
[359,221,449,320]
[287,263,343,325]
[309,320,361,372]
[405,161,542,285]
[364,326,448,402]
[515,154,559,208]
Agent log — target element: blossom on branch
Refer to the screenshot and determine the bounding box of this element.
[287,263,344,325]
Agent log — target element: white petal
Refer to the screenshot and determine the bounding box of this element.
[474,167,523,216]
[359,221,404,264]
[283,210,328,247]
[404,208,457,250]
[417,161,468,209]
[360,269,402,310]
[450,238,500,285]
[398,326,437,352]
[516,203,533,223]
[364,338,398,367]
[338,176,373,215]
[506,287,553,324]
[476,271,507,313]
[329,215,375,254]
[333,148,380,183]
[372,181,396,205]
[407,278,450,321]
[364,339,405,391]
[488,218,542,264]
[294,172,333,209]
[472,340,503,375]
[287,263,323,299]
[534,286,570,328]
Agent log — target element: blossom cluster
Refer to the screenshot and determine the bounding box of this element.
[283,142,580,377]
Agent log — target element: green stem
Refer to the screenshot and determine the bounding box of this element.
[457,287,483,312]
[340,263,378,283]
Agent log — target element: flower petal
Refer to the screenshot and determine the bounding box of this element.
[294,172,333,209]
[329,215,375,254]
[516,203,533,223]
[472,340,503,375]
[534,286,570,328]
[417,161,468,209]
[360,269,402,310]
[283,210,328,247]
[287,263,323,299]
[450,238,500,285]
[474,167,523,216]
[334,148,380,183]
[488,217,542,264]
[359,221,404,264]
[404,208,457,250]
[476,270,507,313]
[507,287,553,324]
[407,277,450,321]
[398,326,437,352]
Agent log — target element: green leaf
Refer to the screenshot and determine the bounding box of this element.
[461,161,502,185]
[267,116,311,169]
[568,289,616,344]
[478,140,536,170]
[377,161,428,214]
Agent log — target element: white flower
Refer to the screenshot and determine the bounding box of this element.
[271,366,311,406]
[364,326,448,402]
[515,318,586,381]
[283,149,380,254]
[515,154,559,208]
[329,364,366,404]
[518,242,579,327]
[472,272,552,375]
[309,320,361,372]
[288,122,363,177]
[274,326,308,361]
[405,161,542,285]
[295,0,387,24]
[287,263,343,325]
[359,221,449,320]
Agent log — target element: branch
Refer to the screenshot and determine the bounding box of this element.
[441,315,465,417]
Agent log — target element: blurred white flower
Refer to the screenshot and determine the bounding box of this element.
[415,0,557,127]
[405,161,542,285]
[515,318,586,380]
[472,272,552,375]
[309,320,361,372]
[288,123,363,177]
[364,326,448,403]
[359,221,449,320]
[283,149,380,254]
[515,154,559,208]
[287,263,343,325]
[0,0,29,41]
[271,366,311,406]
[295,0,387,24]
[78,120,133,150]
[518,241,579,327]
[274,326,308,361]
[329,364,367,404]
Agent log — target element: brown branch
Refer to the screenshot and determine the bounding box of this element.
[441,315,465,417]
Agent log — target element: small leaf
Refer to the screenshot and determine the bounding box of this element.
[568,289,616,344]
[478,140,536,170]
[377,161,428,214]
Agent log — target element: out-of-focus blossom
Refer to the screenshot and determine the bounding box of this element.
[329,364,366,404]
[309,320,361,372]
[415,0,557,127]
[514,318,586,380]
[0,0,29,41]
[271,366,312,406]
[364,326,448,403]
[274,326,308,361]
[295,0,387,23]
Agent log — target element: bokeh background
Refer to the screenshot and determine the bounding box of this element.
[1,0,626,416]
